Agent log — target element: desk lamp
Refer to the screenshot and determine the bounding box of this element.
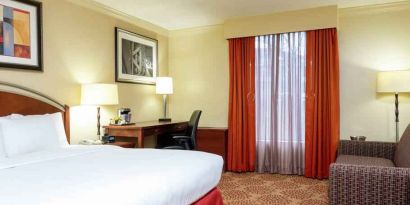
[81,83,119,139]
[156,77,173,122]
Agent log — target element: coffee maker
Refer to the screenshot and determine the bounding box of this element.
[118,108,132,124]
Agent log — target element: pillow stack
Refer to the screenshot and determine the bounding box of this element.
[0,113,69,158]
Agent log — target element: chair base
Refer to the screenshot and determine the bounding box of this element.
[159,118,172,122]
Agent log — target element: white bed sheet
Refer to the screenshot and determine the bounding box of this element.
[0,145,223,205]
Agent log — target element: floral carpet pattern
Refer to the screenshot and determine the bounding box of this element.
[218,172,328,205]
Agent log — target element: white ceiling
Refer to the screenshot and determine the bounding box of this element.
[93,0,406,30]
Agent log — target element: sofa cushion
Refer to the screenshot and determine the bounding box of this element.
[394,124,410,168]
[336,155,395,167]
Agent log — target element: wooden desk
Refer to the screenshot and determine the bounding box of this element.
[103,121,188,148]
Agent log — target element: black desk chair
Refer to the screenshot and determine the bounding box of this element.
[162,110,202,150]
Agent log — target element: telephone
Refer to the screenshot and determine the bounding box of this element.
[79,139,103,145]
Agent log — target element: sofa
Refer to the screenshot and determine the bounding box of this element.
[329,125,410,205]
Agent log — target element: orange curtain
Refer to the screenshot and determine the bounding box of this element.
[305,28,340,179]
[227,37,256,172]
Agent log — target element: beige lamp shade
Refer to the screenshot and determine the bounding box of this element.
[156,77,173,94]
[81,84,119,105]
[377,71,410,93]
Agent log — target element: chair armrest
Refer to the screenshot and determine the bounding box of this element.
[329,163,410,205]
[170,132,186,136]
[338,140,396,160]
[157,132,186,138]
[163,145,185,150]
[173,136,191,141]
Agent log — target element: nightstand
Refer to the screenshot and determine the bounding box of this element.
[196,128,228,171]
[104,141,136,148]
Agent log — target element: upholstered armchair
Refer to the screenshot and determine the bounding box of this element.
[329,125,410,205]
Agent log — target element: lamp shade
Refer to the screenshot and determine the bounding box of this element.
[81,84,119,105]
[377,71,410,93]
[156,77,173,94]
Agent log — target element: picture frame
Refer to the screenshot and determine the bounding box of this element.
[115,27,158,85]
[0,0,43,71]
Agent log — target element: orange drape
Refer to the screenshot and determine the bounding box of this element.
[227,37,256,172]
[305,28,340,179]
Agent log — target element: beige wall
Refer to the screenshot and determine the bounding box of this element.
[339,2,410,142]
[0,0,169,144]
[224,6,338,39]
[168,25,229,127]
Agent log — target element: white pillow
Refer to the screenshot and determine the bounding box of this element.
[0,115,12,159]
[49,113,69,146]
[10,113,68,146]
[1,113,68,157]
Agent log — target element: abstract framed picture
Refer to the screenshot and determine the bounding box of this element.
[115,27,158,85]
[0,0,42,71]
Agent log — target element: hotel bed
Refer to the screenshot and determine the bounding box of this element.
[0,82,224,205]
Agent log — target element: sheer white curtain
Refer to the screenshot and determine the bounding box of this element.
[255,32,306,175]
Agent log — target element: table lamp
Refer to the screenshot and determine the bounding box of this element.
[156,77,173,122]
[377,70,410,141]
[81,83,119,138]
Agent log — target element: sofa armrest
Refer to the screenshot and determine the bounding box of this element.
[329,163,410,205]
[338,140,396,160]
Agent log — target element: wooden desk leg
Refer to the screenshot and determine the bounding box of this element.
[136,130,144,148]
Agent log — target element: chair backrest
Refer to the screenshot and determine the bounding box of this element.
[186,110,202,149]
[394,123,410,167]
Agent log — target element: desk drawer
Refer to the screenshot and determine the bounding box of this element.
[143,123,188,136]
[106,129,136,137]
[143,127,165,136]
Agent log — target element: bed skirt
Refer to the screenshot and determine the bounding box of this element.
[192,188,223,205]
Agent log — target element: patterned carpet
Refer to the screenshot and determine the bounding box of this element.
[218,172,328,205]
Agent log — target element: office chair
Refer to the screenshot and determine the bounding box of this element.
[163,110,202,150]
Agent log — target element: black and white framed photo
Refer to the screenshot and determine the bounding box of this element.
[0,0,42,71]
[115,27,157,85]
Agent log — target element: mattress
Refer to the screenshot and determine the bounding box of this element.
[0,145,223,205]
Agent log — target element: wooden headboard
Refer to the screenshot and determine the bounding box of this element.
[0,82,70,143]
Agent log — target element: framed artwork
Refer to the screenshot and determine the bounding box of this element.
[115,27,158,85]
[0,0,42,71]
